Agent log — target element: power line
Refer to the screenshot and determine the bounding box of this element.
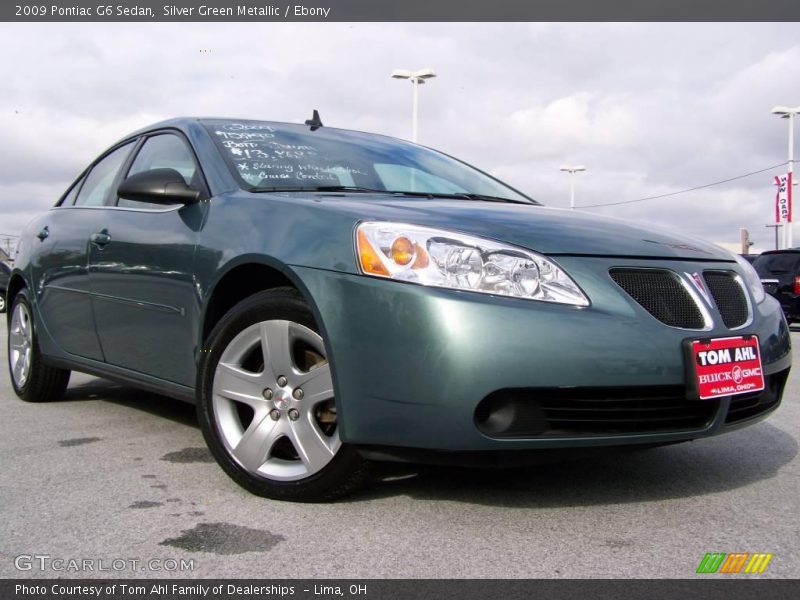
[578,160,791,209]
[0,234,19,258]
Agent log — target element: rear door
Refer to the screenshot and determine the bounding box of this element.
[34,142,135,360]
[87,132,208,386]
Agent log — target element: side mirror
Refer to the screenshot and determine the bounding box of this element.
[117,168,200,205]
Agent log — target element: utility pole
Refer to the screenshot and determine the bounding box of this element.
[0,234,19,261]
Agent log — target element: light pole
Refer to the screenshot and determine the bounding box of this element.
[772,105,799,248]
[765,224,782,251]
[391,68,436,143]
[560,165,586,209]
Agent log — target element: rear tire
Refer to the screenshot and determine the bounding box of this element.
[8,289,70,402]
[196,287,371,502]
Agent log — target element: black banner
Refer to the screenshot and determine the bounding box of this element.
[4,579,800,600]
[3,0,800,22]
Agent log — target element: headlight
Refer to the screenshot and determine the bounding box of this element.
[355,222,590,306]
[734,254,766,304]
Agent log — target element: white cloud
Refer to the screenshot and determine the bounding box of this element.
[0,22,798,252]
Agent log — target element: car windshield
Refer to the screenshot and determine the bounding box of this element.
[202,119,534,204]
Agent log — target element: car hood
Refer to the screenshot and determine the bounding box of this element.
[307,195,733,261]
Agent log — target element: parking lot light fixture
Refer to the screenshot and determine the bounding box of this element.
[772,105,799,248]
[560,165,587,210]
[392,68,436,143]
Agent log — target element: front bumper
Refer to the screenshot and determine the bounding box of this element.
[291,256,792,452]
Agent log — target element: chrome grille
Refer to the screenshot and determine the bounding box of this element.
[610,269,705,329]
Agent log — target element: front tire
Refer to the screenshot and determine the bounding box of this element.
[197,288,370,502]
[7,289,70,402]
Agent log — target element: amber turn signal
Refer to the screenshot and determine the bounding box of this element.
[411,243,429,269]
[357,229,390,275]
[390,237,415,265]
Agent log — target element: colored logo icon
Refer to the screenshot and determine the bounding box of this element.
[696,552,773,574]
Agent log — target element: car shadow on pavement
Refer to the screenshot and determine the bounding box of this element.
[59,377,798,508]
[355,423,798,508]
[61,377,198,428]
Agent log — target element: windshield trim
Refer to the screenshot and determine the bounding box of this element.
[249,186,533,205]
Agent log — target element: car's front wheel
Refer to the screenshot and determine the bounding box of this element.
[197,288,370,502]
[7,289,70,402]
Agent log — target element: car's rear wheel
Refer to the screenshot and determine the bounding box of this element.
[0,293,6,313]
[197,288,370,502]
[8,289,70,402]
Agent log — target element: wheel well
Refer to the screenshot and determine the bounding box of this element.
[5,275,25,323]
[202,263,295,342]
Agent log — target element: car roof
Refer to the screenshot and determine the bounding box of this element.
[125,116,416,146]
[759,249,800,255]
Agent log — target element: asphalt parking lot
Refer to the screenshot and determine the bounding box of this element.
[0,324,798,579]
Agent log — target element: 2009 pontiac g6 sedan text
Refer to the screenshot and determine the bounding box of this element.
[6,117,792,501]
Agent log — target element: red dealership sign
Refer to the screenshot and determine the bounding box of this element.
[775,172,793,224]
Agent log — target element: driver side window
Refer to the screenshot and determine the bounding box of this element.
[118,134,199,209]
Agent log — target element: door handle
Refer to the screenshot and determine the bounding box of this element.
[37,226,49,241]
[90,231,111,248]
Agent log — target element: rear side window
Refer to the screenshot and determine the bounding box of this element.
[58,176,84,207]
[74,143,135,207]
[753,253,800,276]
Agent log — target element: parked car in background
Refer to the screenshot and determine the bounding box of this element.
[739,254,759,264]
[5,117,793,501]
[753,249,800,323]
[0,262,10,313]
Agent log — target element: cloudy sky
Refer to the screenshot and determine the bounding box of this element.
[1,22,798,252]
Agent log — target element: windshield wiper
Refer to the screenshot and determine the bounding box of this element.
[251,185,389,194]
[454,193,532,205]
[387,191,532,204]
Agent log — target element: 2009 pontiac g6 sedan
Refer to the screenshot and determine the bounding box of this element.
[6,117,792,501]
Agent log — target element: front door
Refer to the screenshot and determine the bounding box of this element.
[88,133,207,386]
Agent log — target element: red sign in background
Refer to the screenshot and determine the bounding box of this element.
[691,336,765,400]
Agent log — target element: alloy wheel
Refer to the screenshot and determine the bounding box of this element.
[212,319,340,481]
[9,302,33,388]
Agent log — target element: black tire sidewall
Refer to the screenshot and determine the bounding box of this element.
[196,288,367,502]
[7,288,69,402]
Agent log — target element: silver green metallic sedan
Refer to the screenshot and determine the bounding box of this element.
[5,117,792,501]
